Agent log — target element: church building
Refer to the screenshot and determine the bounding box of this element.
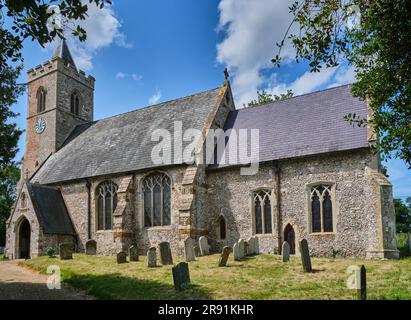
[5,41,399,260]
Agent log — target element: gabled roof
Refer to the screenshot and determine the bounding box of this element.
[53,39,77,69]
[212,85,369,168]
[27,183,75,235]
[32,87,224,184]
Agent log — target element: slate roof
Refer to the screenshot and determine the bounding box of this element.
[32,87,223,184]
[27,183,75,235]
[53,39,77,69]
[211,84,369,168]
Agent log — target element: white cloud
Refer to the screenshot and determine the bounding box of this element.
[115,72,127,80]
[49,2,132,71]
[149,90,162,105]
[131,73,142,81]
[217,0,357,106]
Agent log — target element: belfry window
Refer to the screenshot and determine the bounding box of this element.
[143,173,171,227]
[70,91,81,116]
[253,190,273,234]
[310,185,334,233]
[36,87,46,112]
[96,181,118,231]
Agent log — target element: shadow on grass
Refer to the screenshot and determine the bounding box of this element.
[65,273,213,300]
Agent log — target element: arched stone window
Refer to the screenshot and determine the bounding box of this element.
[217,215,227,240]
[310,185,333,233]
[143,173,171,227]
[253,190,273,234]
[36,87,46,112]
[20,192,27,208]
[96,181,118,231]
[70,91,81,116]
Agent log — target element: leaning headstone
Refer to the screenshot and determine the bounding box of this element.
[357,265,367,300]
[233,243,240,261]
[238,239,245,259]
[193,246,201,257]
[299,239,312,272]
[129,245,139,262]
[59,243,73,260]
[184,238,196,262]
[172,262,191,291]
[85,239,97,255]
[282,241,290,262]
[199,236,210,256]
[159,242,173,265]
[116,251,127,264]
[147,247,157,267]
[218,246,231,267]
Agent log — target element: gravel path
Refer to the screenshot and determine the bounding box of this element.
[0,260,94,300]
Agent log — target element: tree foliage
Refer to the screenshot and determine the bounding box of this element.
[273,0,411,167]
[247,89,294,108]
[0,165,20,246]
[394,197,411,233]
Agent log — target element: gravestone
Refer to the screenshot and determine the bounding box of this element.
[172,262,191,291]
[159,242,173,265]
[248,237,256,255]
[282,241,290,262]
[233,242,240,261]
[147,247,157,267]
[85,239,97,255]
[184,238,196,262]
[218,246,231,267]
[357,265,367,300]
[59,243,73,260]
[254,236,260,254]
[299,239,312,272]
[244,241,249,256]
[129,245,139,262]
[116,251,127,264]
[193,246,201,257]
[238,239,245,259]
[199,236,209,256]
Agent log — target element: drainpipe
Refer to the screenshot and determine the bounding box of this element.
[86,180,92,240]
[273,161,282,254]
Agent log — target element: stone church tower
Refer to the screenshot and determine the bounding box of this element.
[22,40,95,180]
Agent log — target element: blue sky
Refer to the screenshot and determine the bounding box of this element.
[11,0,410,199]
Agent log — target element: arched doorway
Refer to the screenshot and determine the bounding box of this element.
[284,224,296,254]
[18,218,31,259]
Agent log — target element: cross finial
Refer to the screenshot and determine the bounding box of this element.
[224,67,229,80]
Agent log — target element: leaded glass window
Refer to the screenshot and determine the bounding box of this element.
[310,185,334,233]
[96,181,118,231]
[253,190,273,234]
[143,173,171,227]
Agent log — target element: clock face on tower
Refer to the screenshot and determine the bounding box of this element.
[35,118,46,134]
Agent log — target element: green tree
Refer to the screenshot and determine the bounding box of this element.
[394,198,411,233]
[0,165,20,246]
[247,89,294,107]
[273,0,411,167]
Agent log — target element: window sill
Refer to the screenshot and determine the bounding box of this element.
[95,230,113,234]
[309,232,335,236]
[144,225,173,231]
[254,233,274,237]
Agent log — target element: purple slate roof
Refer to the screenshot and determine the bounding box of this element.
[212,84,369,168]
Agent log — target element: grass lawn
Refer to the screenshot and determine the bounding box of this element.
[20,253,411,300]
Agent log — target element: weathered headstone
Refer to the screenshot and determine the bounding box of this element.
[218,246,231,267]
[147,247,157,267]
[282,241,290,262]
[357,265,367,300]
[85,239,97,255]
[244,241,249,256]
[193,246,201,257]
[184,238,196,262]
[59,243,73,260]
[116,251,127,264]
[254,236,260,254]
[172,262,191,291]
[233,242,240,261]
[159,242,173,265]
[299,239,312,272]
[199,236,209,256]
[129,245,139,262]
[238,239,245,259]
